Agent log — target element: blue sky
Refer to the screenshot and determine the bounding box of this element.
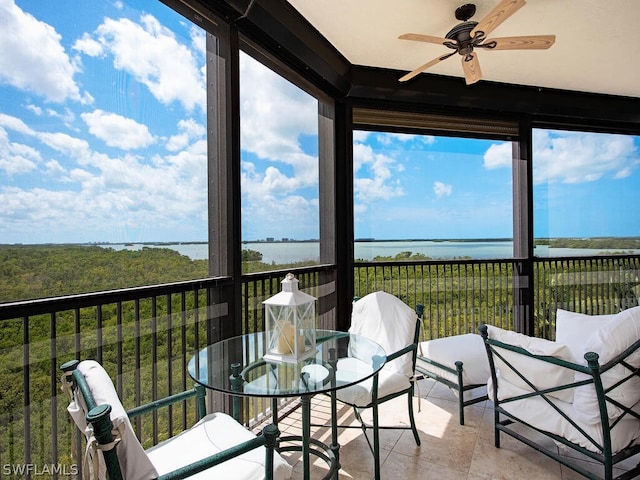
[1,0,639,245]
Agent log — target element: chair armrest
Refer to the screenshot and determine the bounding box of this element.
[127,384,207,420]
[385,343,417,363]
[156,424,280,480]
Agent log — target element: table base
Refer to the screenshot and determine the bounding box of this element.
[277,435,339,480]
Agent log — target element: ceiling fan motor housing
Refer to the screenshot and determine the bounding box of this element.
[445,21,478,55]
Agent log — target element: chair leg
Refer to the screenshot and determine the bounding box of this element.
[455,360,466,425]
[407,389,421,446]
[373,402,381,480]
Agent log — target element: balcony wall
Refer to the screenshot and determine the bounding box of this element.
[0,255,637,474]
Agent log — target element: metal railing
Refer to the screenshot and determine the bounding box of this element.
[0,267,335,476]
[0,255,638,476]
[354,258,519,339]
[0,277,231,476]
[354,255,640,341]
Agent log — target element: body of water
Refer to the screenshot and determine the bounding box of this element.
[97,241,640,264]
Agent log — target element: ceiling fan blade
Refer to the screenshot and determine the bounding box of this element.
[461,53,482,85]
[398,33,449,45]
[471,0,526,38]
[399,53,452,82]
[485,35,556,50]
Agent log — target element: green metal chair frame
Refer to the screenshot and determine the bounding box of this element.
[415,352,488,425]
[329,301,423,480]
[60,359,281,480]
[479,325,640,480]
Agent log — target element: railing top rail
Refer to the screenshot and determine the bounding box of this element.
[354,258,523,267]
[0,276,232,321]
[533,254,640,262]
[354,253,640,268]
[240,263,335,282]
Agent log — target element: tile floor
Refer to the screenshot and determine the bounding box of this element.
[269,377,640,480]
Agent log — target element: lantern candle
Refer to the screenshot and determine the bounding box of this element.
[276,320,305,354]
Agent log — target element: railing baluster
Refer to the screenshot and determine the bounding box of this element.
[116,301,123,394]
[166,293,173,437]
[22,314,31,467]
[97,304,103,363]
[49,312,58,478]
[181,291,188,429]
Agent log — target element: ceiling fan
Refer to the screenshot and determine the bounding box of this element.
[398,0,555,85]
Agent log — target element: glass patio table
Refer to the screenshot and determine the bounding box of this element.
[187,329,386,480]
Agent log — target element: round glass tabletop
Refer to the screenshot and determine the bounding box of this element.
[187,329,386,398]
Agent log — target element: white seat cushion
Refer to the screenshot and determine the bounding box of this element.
[334,357,411,406]
[147,412,293,480]
[417,333,490,386]
[491,377,640,454]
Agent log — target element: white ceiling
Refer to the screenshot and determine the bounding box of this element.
[286,0,640,98]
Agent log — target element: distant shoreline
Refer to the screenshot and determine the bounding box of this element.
[2,236,639,247]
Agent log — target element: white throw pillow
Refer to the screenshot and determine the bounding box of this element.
[555,309,616,362]
[487,326,575,402]
[573,305,640,425]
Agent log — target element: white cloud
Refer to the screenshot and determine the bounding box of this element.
[0,137,208,242]
[39,131,91,159]
[240,53,318,192]
[26,105,43,116]
[166,118,205,151]
[353,131,371,143]
[0,112,93,162]
[433,181,452,198]
[177,118,205,138]
[81,110,155,150]
[533,130,640,184]
[0,127,41,175]
[0,0,86,103]
[237,53,320,238]
[376,132,435,146]
[483,132,640,184]
[45,159,66,176]
[84,14,206,112]
[483,142,512,169]
[72,33,105,57]
[0,113,35,135]
[166,133,189,152]
[353,142,404,203]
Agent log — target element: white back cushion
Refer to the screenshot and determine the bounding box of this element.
[349,291,417,376]
[555,309,616,362]
[573,305,640,424]
[75,360,158,480]
[487,326,575,402]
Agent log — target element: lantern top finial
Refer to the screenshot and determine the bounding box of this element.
[281,272,298,293]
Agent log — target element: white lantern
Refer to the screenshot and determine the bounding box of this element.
[263,273,317,363]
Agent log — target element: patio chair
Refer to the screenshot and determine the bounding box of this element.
[480,304,640,480]
[333,291,422,480]
[60,359,292,480]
